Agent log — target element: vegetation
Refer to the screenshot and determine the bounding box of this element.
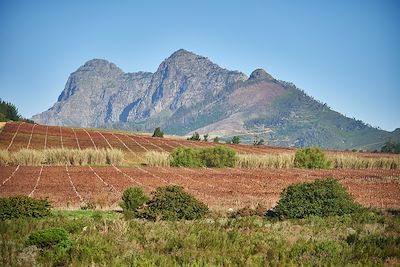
[230,136,241,144]
[381,141,400,154]
[0,196,51,220]
[120,187,149,217]
[187,132,201,141]
[328,154,400,169]
[144,151,170,167]
[0,98,34,123]
[0,148,124,166]
[203,134,209,142]
[235,153,294,168]
[138,186,209,221]
[27,228,70,249]
[212,136,220,143]
[294,146,331,169]
[1,208,399,266]
[170,146,236,168]
[271,179,361,219]
[152,127,164,138]
[253,135,265,146]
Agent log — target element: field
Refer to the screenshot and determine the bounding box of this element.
[0,121,399,210]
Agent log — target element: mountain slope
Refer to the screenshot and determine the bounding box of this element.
[33,49,395,149]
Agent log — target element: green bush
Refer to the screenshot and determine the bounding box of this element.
[187,132,201,141]
[0,196,51,220]
[231,136,240,144]
[138,186,209,221]
[170,147,203,167]
[27,228,70,248]
[272,179,361,219]
[199,146,237,168]
[152,127,164,138]
[294,147,331,169]
[170,146,237,168]
[120,187,149,215]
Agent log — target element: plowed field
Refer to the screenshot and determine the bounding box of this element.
[1,165,399,210]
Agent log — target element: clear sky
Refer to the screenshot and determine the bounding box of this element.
[0,0,399,131]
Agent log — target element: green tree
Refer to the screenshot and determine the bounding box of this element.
[152,127,164,138]
[203,134,209,142]
[213,136,220,143]
[381,141,400,154]
[231,136,240,144]
[120,187,149,215]
[188,132,201,141]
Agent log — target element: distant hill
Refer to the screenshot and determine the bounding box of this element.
[32,49,397,150]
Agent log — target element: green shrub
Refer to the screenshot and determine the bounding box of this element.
[231,136,240,144]
[0,196,51,220]
[199,146,236,168]
[294,147,331,169]
[187,132,201,141]
[170,146,237,168]
[138,186,209,221]
[213,136,220,143]
[272,179,361,219]
[170,147,203,167]
[27,228,70,248]
[152,127,164,138]
[120,187,149,215]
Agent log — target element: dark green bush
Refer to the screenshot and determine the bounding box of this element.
[294,147,331,169]
[170,146,236,168]
[187,132,201,141]
[138,186,209,221]
[170,147,203,167]
[152,127,164,138]
[231,136,240,144]
[272,179,361,219]
[199,146,237,168]
[0,196,51,220]
[120,187,149,215]
[27,228,70,248]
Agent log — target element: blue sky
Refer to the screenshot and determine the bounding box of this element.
[0,0,399,131]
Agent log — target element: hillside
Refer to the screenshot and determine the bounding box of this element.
[32,49,396,150]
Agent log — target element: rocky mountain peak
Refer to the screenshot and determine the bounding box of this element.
[249,68,274,81]
[77,58,123,75]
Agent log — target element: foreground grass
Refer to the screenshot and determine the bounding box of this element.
[1,209,399,266]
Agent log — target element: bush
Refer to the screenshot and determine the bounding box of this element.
[170,146,237,168]
[27,228,70,248]
[199,146,236,168]
[0,196,51,220]
[152,127,164,138]
[170,147,203,168]
[381,141,400,154]
[294,147,331,169]
[213,136,220,143]
[187,132,201,141]
[272,179,361,219]
[231,136,240,144]
[138,186,208,221]
[120,187,149,215]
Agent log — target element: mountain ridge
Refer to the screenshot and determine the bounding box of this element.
[32,49,396,150]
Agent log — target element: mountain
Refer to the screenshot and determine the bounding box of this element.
[33,49,397,150]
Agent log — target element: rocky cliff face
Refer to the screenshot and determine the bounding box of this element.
[33,49,393,149]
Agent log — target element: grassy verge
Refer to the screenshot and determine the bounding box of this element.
[1,209,399,266]
[0,148,124,166]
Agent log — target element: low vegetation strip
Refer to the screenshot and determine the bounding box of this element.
[235,153,294,168]
[328,154,400,169]
[0,148,124,166]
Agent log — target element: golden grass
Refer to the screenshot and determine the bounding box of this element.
[0,148,124,166]
[328,154,400,170]
[144,151,170,167]
[235,153,295,169]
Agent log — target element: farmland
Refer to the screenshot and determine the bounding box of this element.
[0,121,399,210]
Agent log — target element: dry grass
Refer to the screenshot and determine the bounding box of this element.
[328,154,400,170]
[235,153,295,169]
[0,148,124,166]
[144,151,170,167]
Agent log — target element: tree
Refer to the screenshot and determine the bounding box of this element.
[203,134,209,142]
[188,132,201,141]
[253,135,265,146]
[213,136,220,143]
[381,141,400,154]
[231,136,240,144]
[152,127,164,138]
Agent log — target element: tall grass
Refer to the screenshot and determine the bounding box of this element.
[144,151,170,167]
[0,148,124,166]
[235,153,295,169]
[328,154,400,170]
